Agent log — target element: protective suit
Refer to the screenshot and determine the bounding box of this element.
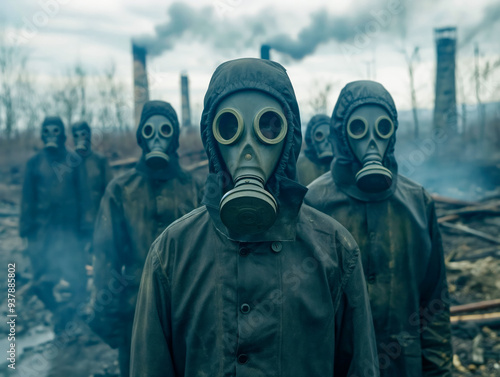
[130,59,379,377]
[89,100,200,377]
[20,116,87,333]
[305,80,452,377]
[71,120,112,239]
[296,114,334,185]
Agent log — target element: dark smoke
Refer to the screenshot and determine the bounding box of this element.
[134,1,409,61]
[266,10,372,60]
[461,3,500,47]
[132,2,273,57]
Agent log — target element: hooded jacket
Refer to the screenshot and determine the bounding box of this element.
[71,121,113,232]
[89,101,200,352]
[130,59,379,377]
[296,114,332,185]
[20,116,87,315]
[305,81,452,377]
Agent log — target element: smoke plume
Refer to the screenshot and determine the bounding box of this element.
[132,2,273,57]
[461,3,500,47]
[134,1,404,60]
[266,10,372,60]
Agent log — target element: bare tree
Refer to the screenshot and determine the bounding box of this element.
[473,44,500,143]
[400,46,421,139]
[96,61,131,132]
[48,62,90,127]
[0,35,32,139]
[308,80,334,115]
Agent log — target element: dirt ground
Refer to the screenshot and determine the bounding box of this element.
[0,156,499,377]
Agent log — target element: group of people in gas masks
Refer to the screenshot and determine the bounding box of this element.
[20,57,452,377]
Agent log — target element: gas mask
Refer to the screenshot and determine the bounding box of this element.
[42,124,64,150]
[346,104,395,193]
[72,124,91,154]
[141,114,174,169]
[213,91,287,235]
[312,122,333,161]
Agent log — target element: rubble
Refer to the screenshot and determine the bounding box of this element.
[435,192,500,376]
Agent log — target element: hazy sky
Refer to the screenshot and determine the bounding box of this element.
[2,0,499,124]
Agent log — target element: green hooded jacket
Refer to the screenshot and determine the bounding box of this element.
[89,101,200,350]
[305,80,452,377]
[296,114,333,185]
[130,59,379,377]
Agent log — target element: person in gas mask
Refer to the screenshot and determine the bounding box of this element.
[89,100,199,377]
[130,59,379,377]
[71,120,112,257]
[305,80,452,376]
[296,114,334,185]
[20,116,87,334]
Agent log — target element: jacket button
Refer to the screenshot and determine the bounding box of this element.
[240,303,251,314]
[239,247,250,256]
[237,354,249,364]
[271,242,282,253]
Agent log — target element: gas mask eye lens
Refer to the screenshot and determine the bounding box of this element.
[43,128,49,135]
[159,123,173,138]
[347,117,368,139]
[254,108,287,144]
[375,116,394,139]
[142,124,154,139]
[314,130,325,141]
[213,108,243,145]
[54,128,60,135]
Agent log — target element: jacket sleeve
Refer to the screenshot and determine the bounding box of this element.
[19,158,36,238]
[420,194,453,376]
[334,251,380,377]
[102,156,113,189]
[130,243,175,377]
[88,184,128,347]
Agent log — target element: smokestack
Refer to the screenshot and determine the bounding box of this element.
[180,74,192,128]
[433,27,458,134]
[132,42,149,127]
[261,44,271,60]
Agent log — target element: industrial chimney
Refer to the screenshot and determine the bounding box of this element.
[132,42,149,127]
[433,27,458,134]
[261,45,271,60]
[180,74,192,128]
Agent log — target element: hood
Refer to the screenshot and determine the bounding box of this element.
[135,100,185,181]
[304,114,331,163]
[200,58,306,241]
[136,100,180,157]
[71,120,91,135]
[41,116,66,145]
[71,120,92,156]
[330,80,399,201]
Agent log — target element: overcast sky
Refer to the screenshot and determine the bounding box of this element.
[2,0,500,124]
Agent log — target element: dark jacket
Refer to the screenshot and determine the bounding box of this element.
[297,115,332,185]
[305,81,452,377]
[89,101,200,348]
[78,151,113,231]
[20,147,86,281]
[296,154,330,186]
[130,59,379,377]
